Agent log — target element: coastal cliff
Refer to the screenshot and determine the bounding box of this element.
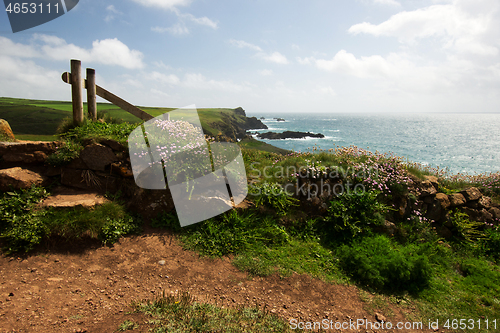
[201,107,267,140]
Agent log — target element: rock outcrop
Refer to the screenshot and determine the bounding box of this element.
[257,131,325,140]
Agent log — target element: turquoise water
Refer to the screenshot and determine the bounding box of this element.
[247,113,500,175]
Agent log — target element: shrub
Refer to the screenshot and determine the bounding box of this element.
[324,190,389,239]
[449,210,485,242]
[249,182,298,215]
[45,140,83,166]
[0,214,47,253]
[181,210,289,257]
[0,186,48,253]
[336,235,432,292]
[99,216,141,245]
[481,228,500,262]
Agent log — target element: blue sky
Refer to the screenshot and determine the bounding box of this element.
[1,0,499,114]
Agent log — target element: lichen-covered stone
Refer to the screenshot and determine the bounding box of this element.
[461,187,482,201]
[80,143,117,171]
[449,193,466,207]
[420,180,437,197]
[0,119,15,142]
[0,167,45,191]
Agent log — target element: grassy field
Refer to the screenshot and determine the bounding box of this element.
[0,97,244,139]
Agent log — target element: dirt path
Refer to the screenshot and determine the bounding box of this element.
[0,233,434,332]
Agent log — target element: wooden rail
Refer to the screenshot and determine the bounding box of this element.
[62,59,154,124]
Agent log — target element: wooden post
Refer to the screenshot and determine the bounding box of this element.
[71,59,84,125]
[86,68,97,121]
[62,71,155,121]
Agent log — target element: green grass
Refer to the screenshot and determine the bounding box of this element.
[132,291,296,333]
[117,319,139,331]
[13,134,59,141]
[238,137,291,155]
[0,97,252,139]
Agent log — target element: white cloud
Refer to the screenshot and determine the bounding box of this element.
[152,23,190,35]
[182,73,250,92]
[149,71,181,85]
[129,0,191,10]
[258,69,273,76]
[259,51,289,65]
[106,5,121,14]
[229,39,289,64]
[291,44,300,50]
[182,13,218,29]
[151,9,218,35]
[296,56,314,65]
[315,50,393,78]
[0,37,38,58]
[32,34,144,69]
[305,50,456,94]
[349,0,500,56]
[315,85,336,96]
[373,0,401,6]
[229,39,262,52]
[105,5,122,22]
[0,55,64,99]
[153,61,173,71]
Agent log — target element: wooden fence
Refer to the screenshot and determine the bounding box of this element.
[62,59,155,125]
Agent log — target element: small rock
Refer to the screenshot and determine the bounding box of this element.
[479,209,494,223]
[80,143,118,171]
[158,260,166,265]
[461,187,482,201]
[420,180,437,197]
[435,193,450,210]
[8,292,14,297]
[0,167,45,191]
[449,193,466,207]
[375,312,386,322]
[488,207,500,220]
[423,175,439,189]
[478,196,492,209]
[0,119,15,141]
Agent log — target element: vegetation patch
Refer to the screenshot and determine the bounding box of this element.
[335,235,432,293]
[0,186,141,253]
[133,291,295,333]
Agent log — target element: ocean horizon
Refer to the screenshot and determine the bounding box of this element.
[247,112,500,176]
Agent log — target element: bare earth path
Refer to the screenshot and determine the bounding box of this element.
[0,233,437,332]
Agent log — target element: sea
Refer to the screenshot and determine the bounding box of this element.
[247,113,500,176]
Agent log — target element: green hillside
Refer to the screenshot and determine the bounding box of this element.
[0,97,246,140]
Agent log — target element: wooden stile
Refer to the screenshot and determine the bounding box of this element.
[62,67,154,122]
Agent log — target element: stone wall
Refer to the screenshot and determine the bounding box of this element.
[291,171,500,239]
[0,140,175,220]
